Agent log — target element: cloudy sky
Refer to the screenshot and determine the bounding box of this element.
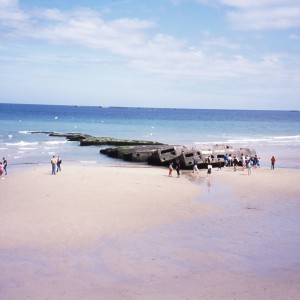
[0,0,299,109]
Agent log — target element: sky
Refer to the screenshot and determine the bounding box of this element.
[0,0,300,110]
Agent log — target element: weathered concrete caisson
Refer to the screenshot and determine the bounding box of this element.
[32,131,257,169]
[100,145,163,162]
[49,134,164,147]
[175,144,256,169]
[177,149,203,169]
[100,144,257,169]
[146,145,186,166]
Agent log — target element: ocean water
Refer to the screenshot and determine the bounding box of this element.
[0,103,299,169]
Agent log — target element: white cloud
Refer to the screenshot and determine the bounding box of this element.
[0,0,30,27]
[4,5,155,59]
[0,0,18,7]
[227,5,300,30]
[198,0,300,30]
[194,0,300,30]
[32,8,66,21]
[219,0,298,8]
[0,0,299,102]
[200,32,240,50]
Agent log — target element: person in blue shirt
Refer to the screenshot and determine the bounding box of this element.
[193,158,199,173]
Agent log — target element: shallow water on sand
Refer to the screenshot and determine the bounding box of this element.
[1,172,299,300]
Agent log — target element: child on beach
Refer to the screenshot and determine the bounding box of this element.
[168,162,173,176]
[207,164,212,178]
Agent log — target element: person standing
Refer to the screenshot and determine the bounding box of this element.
[271,156,276,170]
[175,159,181,177]
[2,157,7,176]
[0,162,4,179]
[247,159,253,175]
[51,156,57,175]
[207,164,212,179]
[257,157,261,168]
[241,153,246,171]
[57,156,62,172]
[253,155,258,168]
[223,154,228,167]
[217,159,222,170]
[233,156,238,172]
[227,154,232,167]
[168,162,173,177]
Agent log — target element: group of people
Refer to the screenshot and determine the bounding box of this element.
[1,155,64,178]
[193,158,215,176]
[167,153,277,178]
[168,158,216,179]
[0,152,276,179]
[0,157,7,179]
[50,156,62,175]
[168,159,181,177]
[223,153,261,170]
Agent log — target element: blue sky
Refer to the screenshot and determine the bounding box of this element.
[0,0,300,110]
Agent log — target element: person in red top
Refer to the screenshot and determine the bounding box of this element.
[271,156,276,170]
[0,162,4,179]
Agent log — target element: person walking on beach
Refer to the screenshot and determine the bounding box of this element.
[51,156,57,175]
[271,156,276,170]
[193,158,200,173]
[57,156,62,172]
[2,157,7,175]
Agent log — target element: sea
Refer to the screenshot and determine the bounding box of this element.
[0,103,299,170]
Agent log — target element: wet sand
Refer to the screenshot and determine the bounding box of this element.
[0,164,300,299]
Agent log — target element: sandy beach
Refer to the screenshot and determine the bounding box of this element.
[1,163,300,299]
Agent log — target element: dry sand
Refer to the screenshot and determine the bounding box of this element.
[0,163,300,299]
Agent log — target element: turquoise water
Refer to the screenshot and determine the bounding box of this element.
[0,103,299,168]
